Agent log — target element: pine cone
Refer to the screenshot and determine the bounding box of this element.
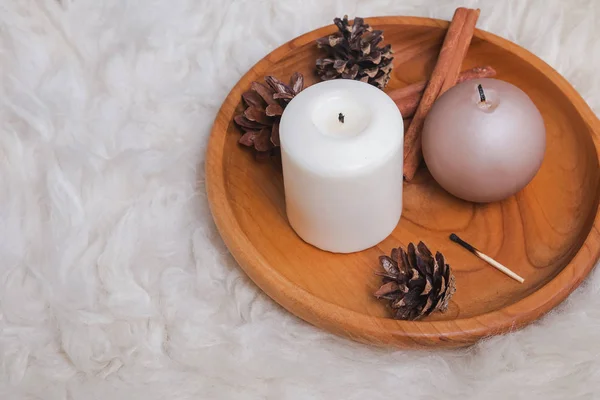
[374,242,456,321]
[234,73,304,159]
[315,16,394,89]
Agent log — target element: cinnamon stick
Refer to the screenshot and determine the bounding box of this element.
[390,66,496,119]
[403,8,480,181]
[402,7,469,180]
[396,92,422,120]
[439,9,481,95]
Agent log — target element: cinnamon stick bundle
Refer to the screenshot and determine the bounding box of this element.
[403,8,481,181]
[389,65,496,119]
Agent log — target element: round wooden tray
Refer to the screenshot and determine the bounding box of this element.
[206,16,600,348]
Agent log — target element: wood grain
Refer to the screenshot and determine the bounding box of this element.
[205,16,600,348]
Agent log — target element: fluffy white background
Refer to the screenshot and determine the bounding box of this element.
[1,0,599,399]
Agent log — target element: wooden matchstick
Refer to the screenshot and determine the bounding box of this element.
[449,233,525,283]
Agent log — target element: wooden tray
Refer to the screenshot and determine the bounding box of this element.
[206,16,600,348]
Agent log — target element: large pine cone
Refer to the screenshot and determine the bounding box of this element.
[315,16,393,89]
[234,73,304,159]
[374,242,456,320]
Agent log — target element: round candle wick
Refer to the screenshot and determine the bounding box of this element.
[338,113,345,124]
[477,84,486,103]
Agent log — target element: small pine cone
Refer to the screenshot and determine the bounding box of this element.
[374,242,456,321]
[234,72,304,159]
[315,15,394,89]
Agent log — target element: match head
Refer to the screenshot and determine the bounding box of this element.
[449,233,477,253]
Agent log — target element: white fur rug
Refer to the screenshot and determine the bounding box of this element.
[1,0,599,399]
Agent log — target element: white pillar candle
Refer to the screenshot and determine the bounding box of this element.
[279,79,404,253]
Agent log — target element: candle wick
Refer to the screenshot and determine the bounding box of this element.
[338,113,345,123]
[477,84,486,103]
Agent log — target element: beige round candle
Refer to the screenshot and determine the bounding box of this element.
[422,78,546,203]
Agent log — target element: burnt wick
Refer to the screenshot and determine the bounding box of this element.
[477,84,486,103]
[338,113,345,123]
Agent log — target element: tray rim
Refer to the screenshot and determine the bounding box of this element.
[205,16,600,348]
